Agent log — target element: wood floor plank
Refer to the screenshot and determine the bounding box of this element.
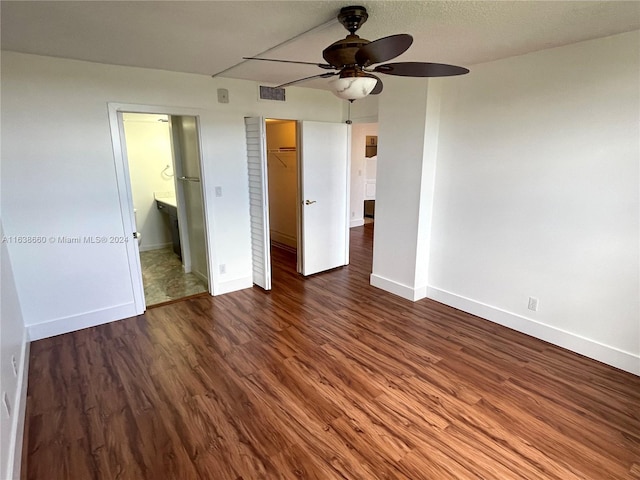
[21,224,640,479]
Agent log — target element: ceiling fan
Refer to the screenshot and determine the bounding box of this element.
[243,5,469,102]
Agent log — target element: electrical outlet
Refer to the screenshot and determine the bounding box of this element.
[3,392,11,418]
[215,186,223,198]
[528,297,539,312]
[219,264,226,274]
[11,355,17,377]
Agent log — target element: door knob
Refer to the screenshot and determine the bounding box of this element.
[304,200,317,205]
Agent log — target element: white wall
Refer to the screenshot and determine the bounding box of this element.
[349,123,378,227]
[0,221,29,480]
[122,113,174,251]
[429,31,640,374]
[350,94,379,124]
[371,76,439,300]
[1,52,344,339]
[365,154,377,196]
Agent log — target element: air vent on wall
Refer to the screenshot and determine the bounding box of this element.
[260,86,286,101]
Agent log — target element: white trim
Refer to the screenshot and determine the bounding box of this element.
[344,124,352,266]
[6,331,29,480]
[370,273,427,302]
[214,276,253,296]
[296,121,303,274]
[138,242,172,252]
[350,218,365,228]
[27,303,137,341]
[427,286,640,376]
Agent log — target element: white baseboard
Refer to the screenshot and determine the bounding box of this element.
[350,218,365,228]
[370,273,427,302]
[271,241,296,254]
[138,242,172,252]
[214,276,253,296]
[270,230,297,249]
[27,302,137,341]
[7,330,29,480]
[427,286,640,376]
[192,269,209,286]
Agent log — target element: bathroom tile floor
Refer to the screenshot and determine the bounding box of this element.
[140,247,208,306]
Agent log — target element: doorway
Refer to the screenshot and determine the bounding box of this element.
[264,118,299,284]
[245,117,350,290]
[265,118,298,253]
[121,112,209,306]
[350,123,378,228]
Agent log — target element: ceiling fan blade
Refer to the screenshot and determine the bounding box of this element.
[276,72,338,89]
[355,34,413,67]
[243,57,335,70]
[370,75,383,95]
[373,62,469,77]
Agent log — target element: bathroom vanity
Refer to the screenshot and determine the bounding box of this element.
[156,197,181,260]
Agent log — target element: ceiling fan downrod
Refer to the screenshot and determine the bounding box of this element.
[337,5,369,35]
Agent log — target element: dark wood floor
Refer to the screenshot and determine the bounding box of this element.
[22,224,640,479]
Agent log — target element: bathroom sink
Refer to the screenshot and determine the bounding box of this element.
[155,196,177,208]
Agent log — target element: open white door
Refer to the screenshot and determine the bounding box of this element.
[111,110,146,314]
[245,117,272,290]
[299,120,350,276]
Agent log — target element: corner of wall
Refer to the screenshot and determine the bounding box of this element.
[370,273,427,302]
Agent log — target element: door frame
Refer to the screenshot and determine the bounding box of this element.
[108,102,212,313]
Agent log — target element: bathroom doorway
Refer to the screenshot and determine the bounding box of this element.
[121,112,209,306]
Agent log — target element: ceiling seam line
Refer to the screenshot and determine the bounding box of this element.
[210,17,338,78]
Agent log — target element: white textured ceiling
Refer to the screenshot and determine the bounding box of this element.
[2,1,639,91]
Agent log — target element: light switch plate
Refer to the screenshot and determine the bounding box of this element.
[217,88,229,104]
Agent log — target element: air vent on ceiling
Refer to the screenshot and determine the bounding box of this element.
[259,86,286,102]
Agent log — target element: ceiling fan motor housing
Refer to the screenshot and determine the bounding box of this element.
[322,5,371,68]
[323,35,370,68]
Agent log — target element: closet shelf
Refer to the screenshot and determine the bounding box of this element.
[268,147,296,153]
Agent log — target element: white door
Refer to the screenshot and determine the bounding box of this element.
[299,121,350,276]
[114,111,146,313]
[245,117,272,290]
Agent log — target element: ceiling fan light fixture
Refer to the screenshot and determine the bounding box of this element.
[330,75,377,100]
